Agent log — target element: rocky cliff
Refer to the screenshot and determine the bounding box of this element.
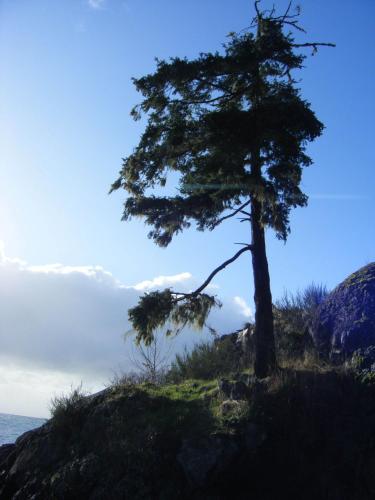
[2,370,375,499]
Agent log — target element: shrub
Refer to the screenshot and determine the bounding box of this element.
[49,383,88,432]
[273,283,328,362]
[109,369,168,387]
[167,336,243,383]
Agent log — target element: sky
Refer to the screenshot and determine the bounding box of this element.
[0,0,374,417]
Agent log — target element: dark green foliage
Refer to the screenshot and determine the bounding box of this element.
[128,290,174,344]
[168,338,243,382]
[273,283,328,360]
[112,26,323,245]
[112,4,332,373]
[129,291,220,344]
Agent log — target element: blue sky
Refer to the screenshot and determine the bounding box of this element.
[0,0,374,416]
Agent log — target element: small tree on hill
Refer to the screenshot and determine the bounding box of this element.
[111,2,334,377]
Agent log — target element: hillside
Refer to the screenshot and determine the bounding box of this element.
[1,367,375,499]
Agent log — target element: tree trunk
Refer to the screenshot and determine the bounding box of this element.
[251,198,277,378]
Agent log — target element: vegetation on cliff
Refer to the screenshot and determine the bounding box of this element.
[0,280,374,498]
[2,358,375,499]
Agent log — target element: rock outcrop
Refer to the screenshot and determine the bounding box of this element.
[2,372,375,499]
[311,263,375,357]
[0,381,264,499]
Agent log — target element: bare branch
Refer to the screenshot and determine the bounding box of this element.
[292,42,336,49]
[282,0,293,21]
[174,245,252,299]
[191,245,252,296]
[262,4,276,17]
[211,200,251,228]
[240,210,251,217]
[282,20,306,33]
[254,0,261,17]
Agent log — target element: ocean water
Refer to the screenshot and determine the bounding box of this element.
[0,413,46,446]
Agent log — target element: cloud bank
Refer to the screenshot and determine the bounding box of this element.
[0,244,252,416]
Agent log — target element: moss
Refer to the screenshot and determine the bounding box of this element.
[341,263,375,289]
[103,379,222,444]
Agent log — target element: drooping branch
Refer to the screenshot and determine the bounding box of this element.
[174,245,252,299]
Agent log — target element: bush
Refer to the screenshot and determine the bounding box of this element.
[167,336,243,383]
[273,283,328,362]
[49,383,88,432]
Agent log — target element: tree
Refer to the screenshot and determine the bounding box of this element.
[126,332,172,383]
[111,2,334,377]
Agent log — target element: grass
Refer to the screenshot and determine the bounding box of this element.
[45,362,375,499]
[49,383,88,433]
[107,379,221,438]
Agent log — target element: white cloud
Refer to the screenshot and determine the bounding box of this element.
[88,0,106,9]
[131,272,192,291]
[0,244,251,417]
[233,296,253,318]
[0,362,101,419]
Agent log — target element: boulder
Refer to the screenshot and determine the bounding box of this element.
[218,379,249,400]
[311,263,375,357]
[177,436,239,487]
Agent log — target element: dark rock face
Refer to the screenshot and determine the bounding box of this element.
[0,444,15,466]
[177,436,239,487]
[311,263,375,357]
[3,373,375,499]
[218,379,249,400]
[0,385,260,500]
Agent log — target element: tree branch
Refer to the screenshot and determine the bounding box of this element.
[211,200,251,228]
[282,0,292,20]
[194,76,226,92]
[170,91,237,107]
[292,42,336,49]
[282,20,306,33]
[254,0,261,17]
[174,245,252,299]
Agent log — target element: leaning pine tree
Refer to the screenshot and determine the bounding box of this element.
[111,2,334,377]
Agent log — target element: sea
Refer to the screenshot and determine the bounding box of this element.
[0,413,46,446]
